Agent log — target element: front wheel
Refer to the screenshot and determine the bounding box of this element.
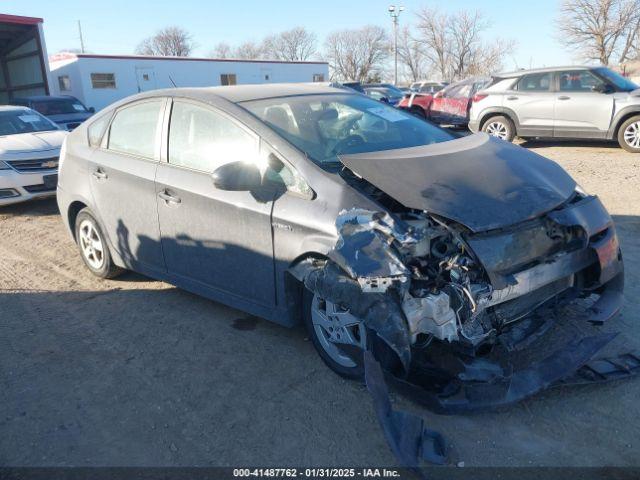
[482,115,516,142]
[617,116,640,153]
[303,289,367,379]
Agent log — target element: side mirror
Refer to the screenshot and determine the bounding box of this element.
[88,107,95,113]
[212,161,262,191]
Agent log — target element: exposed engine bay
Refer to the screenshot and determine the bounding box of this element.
[291,166,635,471]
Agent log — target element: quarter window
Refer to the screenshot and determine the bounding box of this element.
[91,73,116,89]
[107,100,163,159]
[516,73,552,91]
[558,70,604,92]
[168,101,257,172]
[88,113,112,147]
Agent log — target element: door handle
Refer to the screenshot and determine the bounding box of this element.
[506,96,519,100]
[558,96,571,100]
[92,168,108,180]
[158,190,181,205]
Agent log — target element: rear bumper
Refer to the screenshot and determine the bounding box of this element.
[0,170,57,206]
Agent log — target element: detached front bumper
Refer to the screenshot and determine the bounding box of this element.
[0,169,57,206]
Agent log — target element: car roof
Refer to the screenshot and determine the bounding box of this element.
[496,65,597,78]
[122,83,354,105]
[13,95,79,102]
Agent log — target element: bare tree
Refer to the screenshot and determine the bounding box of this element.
[209,42,232,59]
[415,7,513,81]
[263,27,318,61]
[232,41,266,60]
[397,26,429,82]
[136,26,195,57]
[324,26,389,81]
[557,0,640,65]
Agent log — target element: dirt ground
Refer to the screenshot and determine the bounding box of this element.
[0,139,639,468]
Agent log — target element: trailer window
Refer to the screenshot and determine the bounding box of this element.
[220,74,237,86]
[58,75,71,91]
[91,73,116,89]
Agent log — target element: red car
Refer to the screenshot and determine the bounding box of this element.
[428,76,491,127]
[397,92,434,119]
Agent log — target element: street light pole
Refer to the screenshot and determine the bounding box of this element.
[388,5,404,86]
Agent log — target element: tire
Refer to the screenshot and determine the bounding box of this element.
[410,106,426,119]
[481,115,516,142]
[302,288,365,379]
[617,115,640,153]
[74,208,123,279]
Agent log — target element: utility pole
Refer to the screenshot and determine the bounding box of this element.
[388,5,404,86]
[78,20,85,53]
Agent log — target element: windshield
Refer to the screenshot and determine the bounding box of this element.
[31,98,89,115]
[243,93,454,166]
[0,109,59,136]
[595,67,638,92]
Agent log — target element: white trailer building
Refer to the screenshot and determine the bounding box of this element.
[49,53,329,111]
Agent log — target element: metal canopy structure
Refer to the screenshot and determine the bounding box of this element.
[0,14,50,103]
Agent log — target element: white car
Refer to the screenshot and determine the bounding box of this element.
[0,106,67,206]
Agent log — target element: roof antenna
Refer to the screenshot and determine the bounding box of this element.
[168,74,177,88]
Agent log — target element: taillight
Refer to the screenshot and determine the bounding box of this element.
[472,94,488,103]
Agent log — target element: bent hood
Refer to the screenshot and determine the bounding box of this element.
[0,130,67,155]
[339,133,576,232]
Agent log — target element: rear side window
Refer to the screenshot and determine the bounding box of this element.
[107,100,163,159]
[87,113,111,147]
[516,73,552,91]
[168,100,257,172]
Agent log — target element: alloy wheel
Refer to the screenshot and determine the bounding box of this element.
[310,295,366,368]
[485,121,509,140]
[623,121,640,149]
[78,219,105,270]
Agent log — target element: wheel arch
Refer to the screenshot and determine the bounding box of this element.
[284,252,330,326]
[67,200,88,242]
[478,107,520,132]
[611,108,640,140]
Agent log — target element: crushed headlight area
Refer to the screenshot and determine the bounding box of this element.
[291,201,637,470]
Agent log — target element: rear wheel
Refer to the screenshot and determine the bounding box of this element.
[74,208,123,279]
[303,289,366,379]
[482,115,516,142]
[617,115,640,153]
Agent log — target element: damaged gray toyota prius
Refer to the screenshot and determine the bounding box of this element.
[58,83,636,467]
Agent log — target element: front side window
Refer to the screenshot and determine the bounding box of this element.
[0,108,58,136]
[91,73,116,89]
[243,93,453,167]
[107,100,163,159]
[558,70,604,92]
[168,101,257,172]
[516,73,552,91]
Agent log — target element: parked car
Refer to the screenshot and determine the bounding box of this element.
[469,66,640,152]
[11,95,95,131]
[364,86,403,106]
[397,91,434,119]
[409,81,447,94]
[429,77,491,127]
[57,84,623,382]
[0,106,66,206]
[340,81,366,94]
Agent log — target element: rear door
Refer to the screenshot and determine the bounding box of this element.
[155,98,276,307]
[447,82,473,125]
[553,69,615,138]
[88,98,166,273]
[506,72,555,135]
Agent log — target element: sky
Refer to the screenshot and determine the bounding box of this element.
[5,0,576,72]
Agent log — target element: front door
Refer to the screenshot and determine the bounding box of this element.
[135,67,157,92]
[553,69,615,137]
[155,99,276,307]
[89,98,166,273]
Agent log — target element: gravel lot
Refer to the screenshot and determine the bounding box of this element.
[1,140,639,468]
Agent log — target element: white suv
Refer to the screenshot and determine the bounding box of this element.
[469,66,640,152]
[0,106,67,206]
